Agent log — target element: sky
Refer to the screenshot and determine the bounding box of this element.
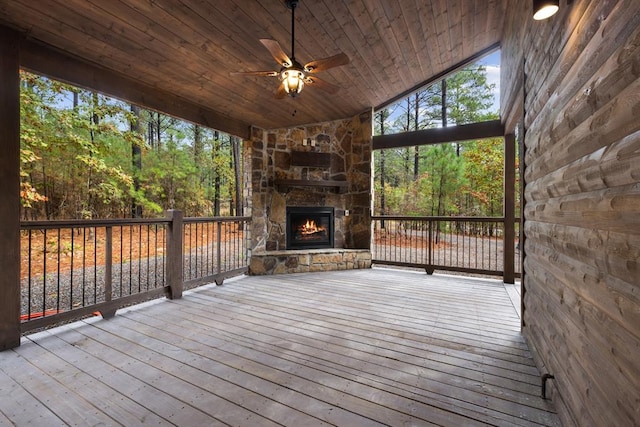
[479,50,501,113]
[382,49,501,128]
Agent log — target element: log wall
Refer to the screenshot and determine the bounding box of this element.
[501,1,640,425]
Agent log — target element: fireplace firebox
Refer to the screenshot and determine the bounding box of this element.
[286,207,334,250]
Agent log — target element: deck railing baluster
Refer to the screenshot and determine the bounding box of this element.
[372,216,510,279]
[20,212,249,332]
[105,226,112,304]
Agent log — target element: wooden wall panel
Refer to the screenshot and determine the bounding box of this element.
[501,1,640,426]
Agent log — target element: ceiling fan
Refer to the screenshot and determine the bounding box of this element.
[231,0,350,98]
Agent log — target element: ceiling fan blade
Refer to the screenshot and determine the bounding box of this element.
[260,39,292,67]
[230,70,279,77]
[275,82,288,99]
[305,76,340,94]
[304,52,349,73]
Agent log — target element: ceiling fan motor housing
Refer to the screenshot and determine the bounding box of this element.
[285,0,299,9]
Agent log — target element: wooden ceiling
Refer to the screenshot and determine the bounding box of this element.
[0,0,508,138]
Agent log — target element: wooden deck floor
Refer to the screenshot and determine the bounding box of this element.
[0,268,560,426]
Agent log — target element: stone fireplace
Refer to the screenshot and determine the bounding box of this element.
[246,110,373,275]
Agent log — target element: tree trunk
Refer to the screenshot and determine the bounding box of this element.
[193,124,203,163]
[156,112,161,149]
[413,92,420,180]
[441,79,447,127]
[130,104,143,218]
[378,111,386,228]
[213,131,221,216]
[231,136,242,217]
[147,119,154,148]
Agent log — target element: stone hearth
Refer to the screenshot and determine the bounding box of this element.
[249,249,372,275]
[246,110,373,275]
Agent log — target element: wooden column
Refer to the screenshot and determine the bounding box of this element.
[503,133,516,284]
[0,26,21,350]
[166,209,183,300]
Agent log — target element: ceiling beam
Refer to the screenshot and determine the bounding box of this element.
[372,119,504,150]
[19,38,251,139]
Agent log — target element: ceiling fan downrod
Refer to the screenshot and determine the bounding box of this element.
[286,0,299,61]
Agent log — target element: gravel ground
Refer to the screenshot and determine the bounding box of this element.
[21,244,247,318]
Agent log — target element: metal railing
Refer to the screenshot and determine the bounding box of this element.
[372,216,521,278]
[20,211,249,332]
[183,216,249,289]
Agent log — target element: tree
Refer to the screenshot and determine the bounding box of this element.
[462,138,504,216]
[231,136,243,216]
[130,104,143,218]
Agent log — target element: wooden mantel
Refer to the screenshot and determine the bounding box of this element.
[274,179,348,194]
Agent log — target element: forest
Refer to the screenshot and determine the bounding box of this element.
[19,63,514,221]
[373,65,518,218]
[20,70,241,221]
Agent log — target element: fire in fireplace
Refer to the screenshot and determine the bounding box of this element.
[286,207,334,250]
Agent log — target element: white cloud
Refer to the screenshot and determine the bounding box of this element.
[485,64,501,112]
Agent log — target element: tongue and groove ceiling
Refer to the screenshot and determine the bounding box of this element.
[0,0,507,137]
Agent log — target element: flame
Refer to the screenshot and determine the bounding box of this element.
[299,219,326,235]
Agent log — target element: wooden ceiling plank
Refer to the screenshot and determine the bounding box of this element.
[446,0,464,60]
[361,1,416,90]
[95,0,279,116]
[311,1,383,98]
[431,0,453,69]
[462,1,476,59]
[309,1,390,105]
[352,0,407,94]
[289,2,365,100]
[16,0,245,113]
[413,0,439,77]
[382,2,428,82]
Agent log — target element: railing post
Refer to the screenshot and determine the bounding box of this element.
[101,226,116,319]
[0,27,21,351]
[215,220,224,285]
[217,221,222,275]
[426,219,434,275]
[504,133,516,284]
[166,210,183,299]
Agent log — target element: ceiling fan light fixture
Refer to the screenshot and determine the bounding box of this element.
[533,0,559,20]
[282,68,305,96]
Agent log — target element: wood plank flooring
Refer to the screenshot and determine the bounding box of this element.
[0,268,560,426]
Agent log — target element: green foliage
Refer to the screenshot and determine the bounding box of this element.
[19,71,240,220]
[461,138,504,215]
[445,66,496,125]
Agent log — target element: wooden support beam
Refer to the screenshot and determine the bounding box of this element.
[19,39,251,140]
[372,120,504,150]
[0,26,22,350]
[503,133,516,284]
[166,210,183,300]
